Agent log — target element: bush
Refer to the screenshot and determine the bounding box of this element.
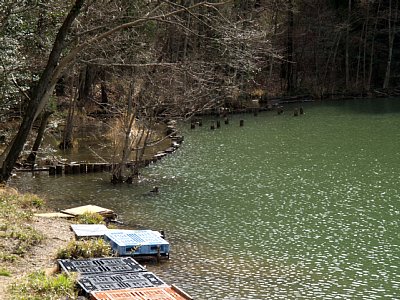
[0,268,11,276]
[75,212,104,224]
[9,271,77,300]
[19,193,44,209]
[57,238,112,259]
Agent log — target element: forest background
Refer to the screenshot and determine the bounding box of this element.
[0,0,399,183]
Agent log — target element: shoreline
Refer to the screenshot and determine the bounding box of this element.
[0,191,75,299]
[0,187,171,299]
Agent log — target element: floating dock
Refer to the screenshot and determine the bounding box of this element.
[58,257,145,275]
[90,286,193,300]
[61,205,116,219]
[51,202,195,298]
[70,224,109,239]
[104,230,170,258]
[78,271,167,294]
[58,257,193,299]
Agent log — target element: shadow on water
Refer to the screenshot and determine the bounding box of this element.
[312,97,400,114]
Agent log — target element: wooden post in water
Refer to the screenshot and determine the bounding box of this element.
[87,164,94,173]
[300,107,304,115]
[49,166,56,175]
[93,163,102,173]
[80,163,87,173]
[216,120,221,128]
[64,165,72,175]
[72,164,80,174]
[240,119,244,127]
[56,165,63,175]
[224,117,229,125]
[210,122,215,130]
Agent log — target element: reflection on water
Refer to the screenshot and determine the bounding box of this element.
[11,99,400,299]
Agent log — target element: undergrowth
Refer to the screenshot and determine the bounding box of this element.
[9,270,77,300]
[57,238,112,259]
[75,211,104,224]
[0,268,11,276]
[0,187,44,259]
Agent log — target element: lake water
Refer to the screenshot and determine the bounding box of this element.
[11,99,400,299]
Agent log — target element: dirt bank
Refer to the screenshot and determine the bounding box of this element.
[0,216,74,299]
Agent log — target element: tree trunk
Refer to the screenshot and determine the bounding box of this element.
[0,0,84,183]
[59,88,76,150]
[345,0,352,89]
[132,127,150,180]
[363,2,370,89]
[26,111,53,165]
[355,22,365,88]
[286,0,294,94]
[383,0,398,89]
[268,4,278,89]
[55,76,66,96]
[101,82,108,106]
[367,0,381,91]
[77,64,96,110]
[112,82,135,183]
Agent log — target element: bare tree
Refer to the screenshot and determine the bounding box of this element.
[0,0,229,183]
[383,0,399,89]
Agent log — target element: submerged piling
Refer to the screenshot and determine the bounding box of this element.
[93,163,102,173]
[87,164,94,173]
[80,163,87,173]
[49,166,56,176]
[56,165,63,175]
[72,164,80,174]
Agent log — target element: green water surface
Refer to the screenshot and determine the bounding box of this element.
[11,99,400,299]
